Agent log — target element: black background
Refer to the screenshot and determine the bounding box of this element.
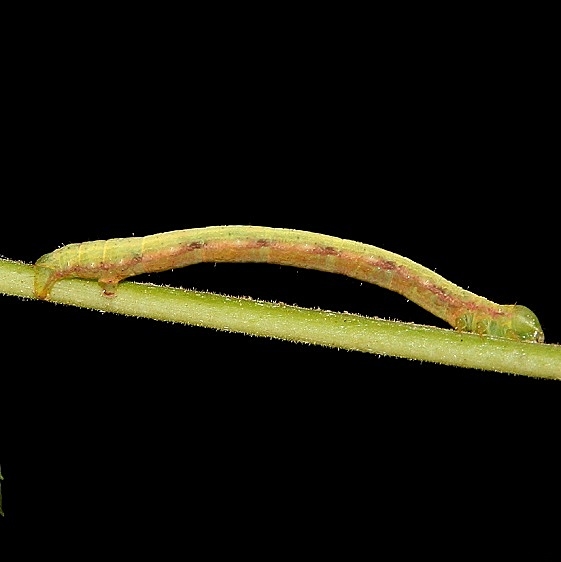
[1,12,558,550]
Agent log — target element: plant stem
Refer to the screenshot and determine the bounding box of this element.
[1,258,560,379]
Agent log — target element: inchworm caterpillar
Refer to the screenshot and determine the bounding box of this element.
[34,226,544,342]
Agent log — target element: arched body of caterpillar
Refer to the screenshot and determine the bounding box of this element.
[34,226,544,343]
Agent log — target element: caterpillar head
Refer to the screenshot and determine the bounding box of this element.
[508,305,544,343]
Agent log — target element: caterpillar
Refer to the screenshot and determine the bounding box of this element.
[34,226,544,343]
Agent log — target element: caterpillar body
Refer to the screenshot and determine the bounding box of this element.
[34,226,544,343]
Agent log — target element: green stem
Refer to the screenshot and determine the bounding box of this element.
[0,464,3,516]
[1,258,560,380]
